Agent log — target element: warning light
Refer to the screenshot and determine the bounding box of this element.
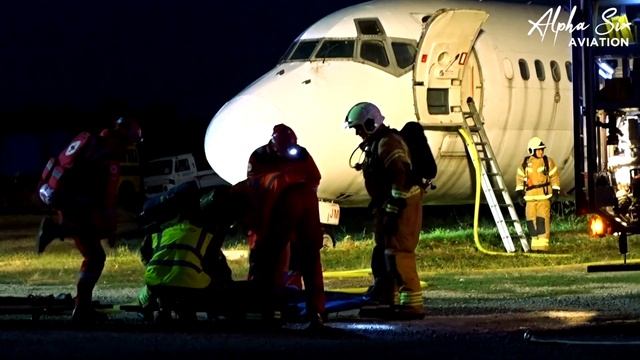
[588,215,607,237]
[421,54,428,63]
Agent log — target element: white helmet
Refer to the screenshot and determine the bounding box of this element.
[344,102,385,135]
[527,136,546,155]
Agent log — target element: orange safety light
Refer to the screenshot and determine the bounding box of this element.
[421,54,428,63]
[588,215,607,237]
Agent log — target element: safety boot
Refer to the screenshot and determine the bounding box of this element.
[36,217,62,254]
[389,305,425,320]
[389,288,425,320]
[306,312,326,330]
[360,282,396,318]
[530,236,549,252]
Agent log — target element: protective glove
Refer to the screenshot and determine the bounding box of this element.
[553,189,560,198]
[515,190,525,205]
[384,196,406,214]
[382,197,406,235]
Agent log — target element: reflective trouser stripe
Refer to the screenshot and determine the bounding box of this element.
[399,290,423,307]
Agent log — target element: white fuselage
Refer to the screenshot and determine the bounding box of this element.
[204,0,573,207]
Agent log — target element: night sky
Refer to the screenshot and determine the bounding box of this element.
[0,0,567,175]
[0,1,369,161]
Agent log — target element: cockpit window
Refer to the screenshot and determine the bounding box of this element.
[276,25,415,77]
[315,40,355,58]
[361,40,389,67]
[290,40,320,60]
[279,41,297,62]
[392,42,416,69]
[356,19,385,35]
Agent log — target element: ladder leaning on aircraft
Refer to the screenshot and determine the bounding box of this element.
[419,97,529,254]
[461,97,528,253]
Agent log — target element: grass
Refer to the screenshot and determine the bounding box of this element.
[1,209,639,299]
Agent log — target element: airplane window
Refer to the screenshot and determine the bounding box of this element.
[565,61,573,82]
[518,59,530,80]
[280,41,297,62]
[534,59,546,81]
[550,60,561,82]
[315,40,355,58]
[427,88,449,115]
[392,42,416,69]
[290,40,320,60]
[360,40,389,67]
[356,19,384,35]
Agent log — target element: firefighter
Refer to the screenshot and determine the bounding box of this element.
[36,116,142,323]
[245,123,326,327]
[137,181,237,321]
[515,136,561,252]
[344,102,425,320]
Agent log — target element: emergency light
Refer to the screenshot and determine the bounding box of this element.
[588,215,607,237]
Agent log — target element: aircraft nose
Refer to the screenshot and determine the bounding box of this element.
[204,94,283,184]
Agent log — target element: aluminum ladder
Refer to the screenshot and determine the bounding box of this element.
[461,98,529,253]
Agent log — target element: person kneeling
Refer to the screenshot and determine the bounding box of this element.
[137,181,237,322]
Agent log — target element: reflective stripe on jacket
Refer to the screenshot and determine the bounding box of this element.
[144,222,212,289]
[515,155,560,201]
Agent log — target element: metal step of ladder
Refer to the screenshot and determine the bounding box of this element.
[462,98,529,253]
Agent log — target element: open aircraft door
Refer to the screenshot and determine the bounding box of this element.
[413,9,488,124]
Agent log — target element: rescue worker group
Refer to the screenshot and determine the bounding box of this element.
[34,102,560,327]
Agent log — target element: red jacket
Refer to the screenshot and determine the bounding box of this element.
[245,143,321,243]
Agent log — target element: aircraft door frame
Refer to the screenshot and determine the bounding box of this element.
[413,9,488,124]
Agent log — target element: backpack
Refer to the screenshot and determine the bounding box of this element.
[399,121,437,188]
[37,131,94,207]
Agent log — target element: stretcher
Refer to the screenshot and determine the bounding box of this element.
[0,290,368,323]
[119,288,369,323]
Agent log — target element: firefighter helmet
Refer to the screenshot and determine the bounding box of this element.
[114,117,143,144]
[270,123,298,157]
[527,136,546,155]
[344,102,385,135]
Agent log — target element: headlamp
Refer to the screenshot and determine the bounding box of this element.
[287,146,300,157]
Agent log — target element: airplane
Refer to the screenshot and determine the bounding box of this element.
[203,0,574,226]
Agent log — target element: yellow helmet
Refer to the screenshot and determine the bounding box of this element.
[527,136,546,155]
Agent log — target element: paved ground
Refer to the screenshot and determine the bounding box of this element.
[2,215,640,358]
[1,313,640,359]
[1,292,640,359]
